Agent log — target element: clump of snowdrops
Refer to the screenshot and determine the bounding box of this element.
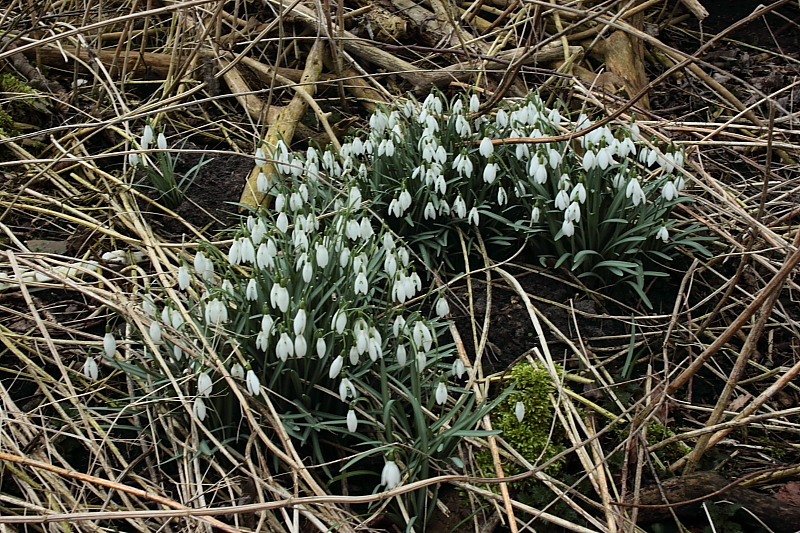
[352,91,709,306]
[104,143,504,528]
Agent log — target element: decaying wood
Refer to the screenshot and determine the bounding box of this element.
[587,31,650,109]
[630,472,800,532]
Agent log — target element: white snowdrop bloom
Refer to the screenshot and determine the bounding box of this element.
[597,147,615,170]
[294,309,307,336]
[393,315,406,338]
[315,243,329,268]
[647,148,658,167]
[656,225,669,242]
[436,297,450,318]
[554,189,570,211]
[230,362,245,379]
[246,369,261,395]
[149,321,162,343]
[339,247,351,268]
[274,194,287,214]
[228,239,241,265]
[417,350,427,371]
[515,401,525,422]
[423,202,436,220]
[548,148,562,169]
[515,142,530,161]
[399,189,413,211]
[256,241,274,270]
[346,345,358,365]
[161,306,173,326]
[582,150,597,172]
[261,313,274,337]
[244,278,258,301]
[193,397,207,421]
[439,199,451,216]
[103,332,116,359]
[206,298,229,325]
[497,187,508,206]
[128,152,140,166]
[451,99,464,115]
[562,218,575,238]
[177,265,191,291]
[384,251,399,278]
[141,124,154,150]
[548,107,562,127]
[565,202,581,223]
[198,372,213,397]
[83,355,99,380]
[626,178,645,206]
[570,183,587,204]
[259,173,276,195]
[276,212,289,234]
[675,175,686,191]
[353,253,366,274]
[276,332,294,361]
[410,272,422,293]
[453,196,467,219]
[435,381,448,405]
[157,132,167,151]
[339,377,356,402]
[434,174,447,195]
[662,180,678,201]
[467,207,480,226]
[294,334,308,358]
[435,145,447,165]
[618,137,636,158]
[452,359,466,379]
[388,198,402,218]
[396,344,408,366]
[254,147,266,167]
[453,152,473,177]
[479,137,494,158]
[381,460,401,490]
[397,247,410,267]
[332,309,347,334]
[495,108,509,128]
[345,219,360,241]
[289,192,303,212]
[359,218,374,240]
[354,272,368,294]
[316,337,326,358]
[483,163,497,184]
[329,355,344,379]
[270,283,290,313]
[575,113,591,130]
[302,262,313,283]
[221,279,236,298]
[413,321,433,352]
[532,205,541,223]
[534,163,548,185]
[469,94,480,113]
[256,329,269,351]
[347,409,358,432]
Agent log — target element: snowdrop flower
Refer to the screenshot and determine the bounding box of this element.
[626,178,645,206]
[193,397,207,421]
[347,409,358,432]
[315,243,329,268]
[270,283,290,313]
[469,94,480,113]
[257,240,276,270]
[570,183,587,204]
[339,377,356,402]
[532,205,541,223]
[554,189,570,211]
[157,132,167,151]
[329,355,345,379]
[468,207,480,226]
[388,198,402,218]
[399,189,412,211]
[453,152,473,178]
[257,172,269,193]
[396,344,407,366]
[243,369,259,395]
[436,296,450,318]
[128,152,140,166]
[294,308,307,336]
[246,278,258,301]
[497,187,508,206]
[276,332,294,361]
[221,279,236,298]
[495,108,508,128]
[276,212,289,234]
[228,239,241,265]
[656,225,669,242]
[254,147,266,167]
[205,298,229,325]
[381,460,402,490]
[452,359,466,379]
[483,162,497,184]
[339,247,351,268]
[360,218,374,240]
[479,137,494,158]
[582,150,597,172]
[565,202,581,223]
[332,309,347,334]
[424,202,436,220]
[177,266,191,290]
[231,362,245,379]
[198,372,213,397]
[294,334,308,358]
[662,180,678,201]
[515,401,525,422]
[453,196,467,219]
[103,331,116,359]
[316,337,326,358]
[354,272,369,294]
[647,148,658,168]
[435,381,448,405]
[413,321,433,352]
[83,355,99,380]
[149,321,162,343]
[561,218,575,238]
[141,124,154,150]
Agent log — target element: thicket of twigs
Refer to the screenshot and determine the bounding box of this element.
[1,0,800,532]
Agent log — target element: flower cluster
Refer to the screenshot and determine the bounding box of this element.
[343,91,707,305]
